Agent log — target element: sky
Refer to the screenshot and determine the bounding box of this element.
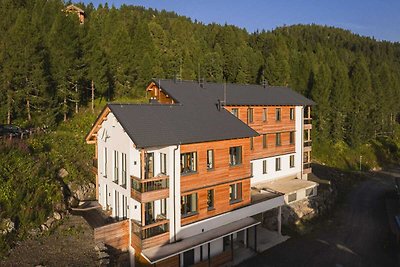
[82,0,400,42]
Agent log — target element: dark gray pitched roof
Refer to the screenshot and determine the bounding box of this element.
[154,79,316,106]
[103,80,314,148]
[108,103,258,148]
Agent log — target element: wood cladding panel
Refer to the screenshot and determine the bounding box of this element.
[249,132,295,160]
[94,220,129,251]
[147,83,174,104]
[180,138,250,193]
[225,106,296,160]
[181,178,251,226]
[131,231,170,251]
[131,188,169,203]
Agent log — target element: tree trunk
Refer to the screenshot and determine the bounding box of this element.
[64,95,67,122]
[91,80,94,113]
[75,84,79,114]
[27,98,31,121]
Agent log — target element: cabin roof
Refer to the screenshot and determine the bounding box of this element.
[153,79,315,106]
[107,100,258,148]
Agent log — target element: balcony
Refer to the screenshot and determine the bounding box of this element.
[92,157,98,175]
[304,140,312,152]
[303,162,312,174]
[131,219,170,250]
[131,174,169,202]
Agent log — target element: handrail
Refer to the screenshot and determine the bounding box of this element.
[131,174,169,183]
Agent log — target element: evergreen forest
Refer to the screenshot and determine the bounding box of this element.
[1,0,400,148]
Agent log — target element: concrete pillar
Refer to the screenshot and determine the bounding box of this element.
[277,206,282,236]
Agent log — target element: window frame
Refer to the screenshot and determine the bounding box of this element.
[262,134,267,148]
[181,152,198,175]
[290,155,295,168]
[290,108,295,120]
[231,108,239,118]
[262,108,267,122]
[121,152,127,188]
[103,147,108,178]
[113,150,119,183]
[160,153,167,174]
[229,146,242,166]
[263,160,267,174]
[247,108,254,123]
[250,137,254,150]
[207,149,214,170]
[290,131,295,145]
[276,133,281,146]
[207,189,215,210]
[276,108,281,121]
[275,157,281,171]
[181,193,198,217]
[229,182,243,204]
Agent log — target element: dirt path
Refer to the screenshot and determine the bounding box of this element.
[241,168,400,267]
[0,214,98,267]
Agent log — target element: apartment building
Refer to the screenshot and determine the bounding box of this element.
[86,79,316,266]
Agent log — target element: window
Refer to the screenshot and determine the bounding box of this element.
[247,108,253,123]
[306,187,315,197]
[229,183,242,203]
[181,152,197,174]
[290,131,295,145]
[275,158,281,171]
[231,108,239,118]
[290,108,295,120]
[160,198,167,216]
[121,153,127,187]
[207,150,214,170]
[145,153,154,178]
[250,137,254,150]
[113,150,119,183]
[262,108,267,122]
[207,189,214,210]
[160,153,167,174]
[181,193,198,217]
[262,134,267,148]
[276,108,281,121]
[290,155,295,168]
[263,160,267,174]
[103,147,107,177]
[288,192,297,203]
[229,146,242,166]
[276,133,281,146]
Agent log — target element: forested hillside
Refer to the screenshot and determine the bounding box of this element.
[1,0,400,150]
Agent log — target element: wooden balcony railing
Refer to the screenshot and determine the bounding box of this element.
[303,162,312,169]
[304,118,312,125]
[132,219,169,240]
[304,140,312,147]
[131,175,169,202]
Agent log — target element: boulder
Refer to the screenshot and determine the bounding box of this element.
[53,211,62,220]
[40,224,49,231]
[57,168,69,178]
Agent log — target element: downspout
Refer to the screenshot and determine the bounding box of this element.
[173,144,179,242]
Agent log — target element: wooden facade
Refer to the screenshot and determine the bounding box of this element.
[180,138,251,226]
[94,219,129,251]
[146,82,175,104]
[224,106,296,160]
